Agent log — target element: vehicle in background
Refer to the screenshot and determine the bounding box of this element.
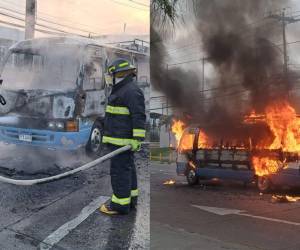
[0,37,149,156]
[176,126,300,192]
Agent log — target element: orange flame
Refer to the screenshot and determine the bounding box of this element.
[252,156,285,176]
[171,119,185,147]
[247,101,300,176]
[198,130,211,149]
[178,132,195,152]
[171,119,211,152]
[271,195,300,203]
[188,161,196,169]
[245,101,300,152]
[163,179,176,185]
[265,101,300,152]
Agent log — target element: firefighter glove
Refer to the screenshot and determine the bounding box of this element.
[130,140,142,152]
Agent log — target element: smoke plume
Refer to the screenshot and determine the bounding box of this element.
[151,0,292,141]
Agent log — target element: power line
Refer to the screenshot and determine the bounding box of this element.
[110,0,149,11]
[150,84,300,112]
[0,5,99,35]
[0,0,106,32]
[167,58,202,66]
[0,12,88,37]
[163,14,284,57]
[166,52,204,63]
[164,42,201,56]
[166,40,300,67]
[128,0,149,7]
[150,73,300,112]
[0,5,138,38]
[0,10,23,22]
[0,18,23,29]
[150,82,247,104]
[0,18,72,36]
[151,96,166,99]
[0,11,68,35]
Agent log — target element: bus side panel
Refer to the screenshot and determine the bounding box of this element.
[195,167,254,182]
[269,166,300,187]
[176,152,188,176]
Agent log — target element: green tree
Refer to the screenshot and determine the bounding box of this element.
[151,0,179,25]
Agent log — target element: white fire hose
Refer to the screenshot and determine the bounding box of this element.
[0,145,133,186]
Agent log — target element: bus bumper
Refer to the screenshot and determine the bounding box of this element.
[0,125,91,150]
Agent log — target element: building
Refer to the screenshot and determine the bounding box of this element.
[0,26,24,61]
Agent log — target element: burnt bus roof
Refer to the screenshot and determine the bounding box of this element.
[9,36,149,57]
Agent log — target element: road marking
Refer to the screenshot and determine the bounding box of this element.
[191,205,246,215]
[39,196,109,250]
[191,204,300,226]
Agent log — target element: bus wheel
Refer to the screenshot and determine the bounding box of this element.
[186,169,199,186]
[257,176,272,193]
[86,121,103,156]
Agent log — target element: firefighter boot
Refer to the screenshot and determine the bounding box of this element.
[99,200,119,215]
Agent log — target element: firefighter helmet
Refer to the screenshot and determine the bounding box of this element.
[107,58,136,77]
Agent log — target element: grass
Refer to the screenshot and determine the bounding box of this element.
[150,147,176,162]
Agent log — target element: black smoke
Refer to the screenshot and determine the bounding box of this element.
[151,27,205,116]
[151,0,291,142]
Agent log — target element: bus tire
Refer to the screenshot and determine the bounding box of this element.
[186,169,199,186]
[257,176,272,193]
[86,121,103,157]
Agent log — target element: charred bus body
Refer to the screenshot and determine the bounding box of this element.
[0,37,149,155]
[176,126,300,192]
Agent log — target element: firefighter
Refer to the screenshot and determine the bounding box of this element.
[100,58,146,215]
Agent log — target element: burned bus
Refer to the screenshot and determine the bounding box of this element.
[0,37,149,155]
[176,124,300,192]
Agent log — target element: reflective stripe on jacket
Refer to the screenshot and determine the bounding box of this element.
[103,75,146,146]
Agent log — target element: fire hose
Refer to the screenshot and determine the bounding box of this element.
[0,144,134,186]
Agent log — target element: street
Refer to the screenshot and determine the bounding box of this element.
[0,143,149,250]
[151,162,300,250]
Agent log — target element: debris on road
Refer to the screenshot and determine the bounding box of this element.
[163,179,176,185]
[271,195,300,203]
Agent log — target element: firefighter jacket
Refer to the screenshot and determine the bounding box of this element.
[102,75,146,146]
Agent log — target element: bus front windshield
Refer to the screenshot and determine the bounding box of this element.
[1,47,81,91]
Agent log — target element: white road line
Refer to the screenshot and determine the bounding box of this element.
[39,196,109,250]
[192,204,300,226]
[240,213,300,226]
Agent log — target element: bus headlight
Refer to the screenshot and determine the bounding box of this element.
[48,121,56,129]
[56,122,64,129]
[48,121,65,130]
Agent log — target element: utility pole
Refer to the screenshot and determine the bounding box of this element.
[268,8,300,80]
[201,58,205,96]
[166,64,170,146]
[25,0,36,39]
[282,10,288,77]
[166,64,169,117]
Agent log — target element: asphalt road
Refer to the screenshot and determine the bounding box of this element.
[151,162,300,250]
[0,143,149,250]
